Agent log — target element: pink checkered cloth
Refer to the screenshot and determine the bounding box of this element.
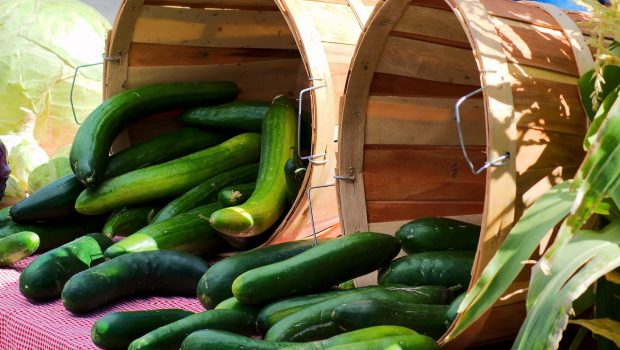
[0,256,206,350]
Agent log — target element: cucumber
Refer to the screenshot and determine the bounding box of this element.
[445,292,466,327]
[196,239,319,309]
[71,82,239,187]
[11,128,224,223]
[91,309,194,350]
[332,299,449,339]
[150,163,259,223]
[128,309,255,350]
[0,206,12,225]
[319,334,438,350]
[284,157,306,205]
[257,288,361,333]
[378,251,475,289]
[0,216,106,252]
[0,231,39,266]
[102,205,160,238]
[61,250,208,314]
[179,101,270,132]
[215,297,261,322]
[19,233,113,301]
[104,202,227,259]
[75,132,261,215]
[232,232,401,305]
[395,217,480,253]
[209,95,297,237]
[264,285,454,341]
[180,326,423,350]
[218,182,256,206]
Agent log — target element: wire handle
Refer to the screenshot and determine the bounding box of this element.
[454,75,510,175]
[70,62,104,125]
[298,78,327,165]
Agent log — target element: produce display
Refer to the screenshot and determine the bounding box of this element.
[0,231,39,266]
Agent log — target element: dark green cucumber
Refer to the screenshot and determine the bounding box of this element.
[104,202,227,259]
[257,288,361,333]
[265,285,454,341]
[209,96,297,237]
[179,101,270,131]
[128,309,255,350]
[102,205,160,238]
[218,182,256,206]
[332,299,449,339]
[284,157,306,205]
[378,251,475,289]
[19,233,113,301]
[0,231,39,266]
[75,133,261,215]
[0,216,106,251]
[215,297,261,322]
[445,292,465,327]
[71,82,239,187]
[196,239,319,309]
[0,206,12,225]
[395,217,480,253]
[150,163,259,223]
[232,232,401,305]
[11,128,224,223]
[61,250,208,314]
[92,309,194,350]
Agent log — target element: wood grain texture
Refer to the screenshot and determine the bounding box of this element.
[302,0,362,45]
[367,200,485,223]
[393,5,470,47]
[481,0,559,30]
[370,73,482,98]
[144,0,279,10]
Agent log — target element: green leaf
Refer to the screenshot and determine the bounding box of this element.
[514,222,620,350]
[569,319,620,348]
[585,86,619,149]
[578,66,620,120]
[444,181,575,340]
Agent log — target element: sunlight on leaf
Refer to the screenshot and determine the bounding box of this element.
[584,86,619,149]
[569,319,620,347]
[605,271,620,284]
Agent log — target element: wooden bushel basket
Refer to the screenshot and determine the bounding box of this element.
[103,0,377,245]
[337,0,594,347]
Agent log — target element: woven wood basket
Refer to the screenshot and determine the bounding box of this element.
[337,0,594,347]
[103,0,377,245]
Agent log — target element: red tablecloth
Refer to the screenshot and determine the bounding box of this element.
[0,256,205,350]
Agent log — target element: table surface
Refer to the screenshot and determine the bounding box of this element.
[0,256,205,350]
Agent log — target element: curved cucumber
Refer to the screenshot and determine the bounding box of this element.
[215,297,261,323]
[128,309,255,350]
[445,292,466,327]
[265,285,454,342]
[179,101,270,131]
[218,182,256,206]
[209,96,297,237]
[0,231,39,266]
[102,205,160,238]
[19,233,113,301]
[70,82,239,187]
[232,232,401,305]
[104,202,227,259]
[395,217,480,253]
[196,239,318,309]
[61,250,208,314]
[92,309,194,350]
[378,251,475,289]
[319,334,438,350]
[75,133,261,215]
[332,299,449,339]
[150,163,259,223]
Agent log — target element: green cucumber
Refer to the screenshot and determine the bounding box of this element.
[232,232,401,305]
[128,309,255,350]
[378,251,475,289]
[257,288,361,333]
[0,206,12,225]
[395,217,480,253]
[179,101,270,131]
[0,231,39,266]
[332,299,449,339]
[0,216,106,252]
[92,309,194,350]
[319,334,438,350]
[445,292,466,327]
[196,239,319,309]
[102,205,160,238]
[61,250,208,314]
[19,233,113,301]
[264,285,454,342]
[11,128,224,223]
[150,163,259,223]
[75,132,261,215]
[218,182,256,206]
[215,297,261,322]
[209,95,297,237]
[284,157,306,205]
[104,202,227,259]
[71,82,239,187]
